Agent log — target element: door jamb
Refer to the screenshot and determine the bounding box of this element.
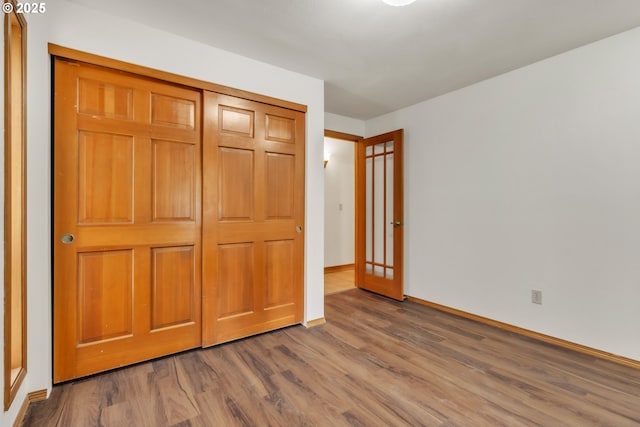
[324,130,363,286]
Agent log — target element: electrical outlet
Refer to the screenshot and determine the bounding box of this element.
[531,289,542,305]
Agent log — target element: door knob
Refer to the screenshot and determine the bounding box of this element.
[296,225,303,233]
[60,233,75,244]
[390,221,401,227]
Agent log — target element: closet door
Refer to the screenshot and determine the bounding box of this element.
[202,92,305,345]
[53,59,202,382]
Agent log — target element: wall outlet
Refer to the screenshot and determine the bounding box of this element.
[531,289,543,305]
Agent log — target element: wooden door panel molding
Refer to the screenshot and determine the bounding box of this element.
[77,250,133,344]
[216,224,297,243]
[151,245,197,330]
[72,323,199,377]
[78,77,134,120]
[203,92,305,346]
[264,239,296,309]
[265,152,295,219]
[357,129,404,301]
[265,114,295,144]
[218,147,255,221]
[219,105,255,137]
[68,225,200,249]
[150,93,196,129]
[151,139,196,222]
[216,243,256,319]
[77,131,134,224]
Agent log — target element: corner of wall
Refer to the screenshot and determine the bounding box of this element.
[324,112,365,136]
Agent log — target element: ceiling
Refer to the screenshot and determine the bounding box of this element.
[69,0,640,120]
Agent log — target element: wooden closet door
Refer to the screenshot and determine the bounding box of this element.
[202,92,305,345]
[53,59,202,382]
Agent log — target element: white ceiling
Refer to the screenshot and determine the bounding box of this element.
[69,0,640,120]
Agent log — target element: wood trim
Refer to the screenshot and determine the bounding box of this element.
[11,396,29,427]
[304,318,326,328]
[26,389,47,402]
[4,1,28,410]
[11,389,47,427]
[355,138,364,289]
[47,44,307,113]
[323,129,362,286]
[324,264,355,274]
[324,129,363,142]
[407,296,640,370]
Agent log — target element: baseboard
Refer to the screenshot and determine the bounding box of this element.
[305,317,326,328]
[324,264,355,274]
[406,296,640,370]
[12,389,48,427]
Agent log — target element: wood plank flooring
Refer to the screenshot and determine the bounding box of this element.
[324,268,355,294]
[23,289,640,426]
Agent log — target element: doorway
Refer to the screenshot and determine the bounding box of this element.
[323,129,405,300]
[324,133,357,294]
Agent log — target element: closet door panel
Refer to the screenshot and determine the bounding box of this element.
[203,92,305,345]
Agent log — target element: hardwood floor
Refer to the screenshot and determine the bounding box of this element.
[24,289,640,426]
[325,267,355,294]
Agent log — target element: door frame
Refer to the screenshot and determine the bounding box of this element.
[324,130,362,286]
[324,129,404,300]
[48,44,308,114]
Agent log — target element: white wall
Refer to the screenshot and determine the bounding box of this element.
[1,2,325,424]
[325,112,365,137]
[367,27,640,361]
[324,137,355,267]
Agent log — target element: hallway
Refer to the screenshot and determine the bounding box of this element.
[324,267,355,295]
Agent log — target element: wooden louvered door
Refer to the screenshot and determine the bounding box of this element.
[202,92,305,346]
[53,59,202,382]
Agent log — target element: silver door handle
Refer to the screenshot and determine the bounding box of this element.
[390,221,401,227]
[60,233,75,244]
